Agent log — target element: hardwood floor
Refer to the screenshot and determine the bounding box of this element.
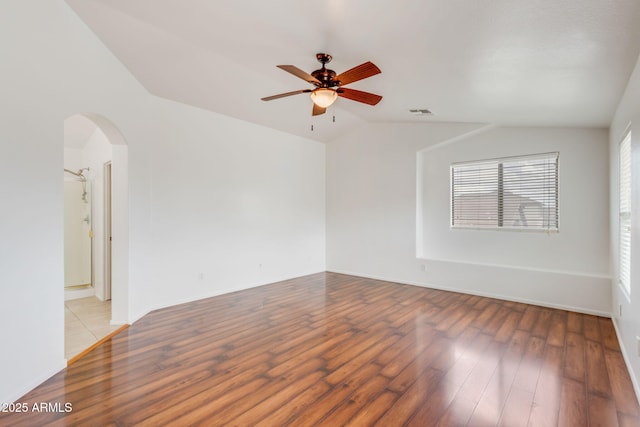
[2,272,639,426]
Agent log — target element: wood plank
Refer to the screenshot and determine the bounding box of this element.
[377,367,444,425]
[483,306,512,335]
[288,363,382,427]
[529,344,563,427]
[564,332,586,382]
[588,394,620,427]
[445,307,481,338]
[385,334,448,392]
[435,395,477,426]
[599,317,621,351]
[495,311,521,343]
[531,308,553,338]
[242,373,330,427]
[517,305,540,332]
[566,310,583,333]
[467,330,529,425]
[472,301,500,329]
[584,314,602,341]
[511,335,545,394]
[499,386,534,427]
[346,391,397,426]
[315,374,389,425]
[546,311,567,347]
[558,378,587,427]
[417,340,505,425]
[325,334,401,385]
[585,339,613,397]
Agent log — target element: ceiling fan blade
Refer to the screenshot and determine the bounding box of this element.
[312,103,326,116]
[337,87,383,105]
[277,65,321,85]
[335,61,381,86]
[261,89,311,101]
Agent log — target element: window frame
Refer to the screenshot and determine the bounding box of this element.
[619,131,632,298]
[450,152,559,232]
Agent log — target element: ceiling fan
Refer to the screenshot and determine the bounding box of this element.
[261,53,382,116]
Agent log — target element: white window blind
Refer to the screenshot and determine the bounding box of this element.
[619,132,631,296]
[451,152,558,231]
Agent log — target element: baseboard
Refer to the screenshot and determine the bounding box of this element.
[611,318,640,407]
[64,287,95,301]
[134,270,328,323]
[326,269,612,318]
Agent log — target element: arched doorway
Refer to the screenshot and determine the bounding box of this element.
[63,113,129,360]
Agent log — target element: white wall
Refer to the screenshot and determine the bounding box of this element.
[0,0,325,404]
[327,123,611,315]
[610,52,640,398]
[133,99,326,319]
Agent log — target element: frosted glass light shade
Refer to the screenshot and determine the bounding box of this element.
[310,88,338,108]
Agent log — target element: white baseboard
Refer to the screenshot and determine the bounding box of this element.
[127,270,328,326]
[611,318,640,407]
[64,287,95,301]
[327,269,612,317]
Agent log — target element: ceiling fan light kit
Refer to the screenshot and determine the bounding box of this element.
[262,53,382,116]
[309,88,338,108]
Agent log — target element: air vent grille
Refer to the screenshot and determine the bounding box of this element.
[409,109,433,115]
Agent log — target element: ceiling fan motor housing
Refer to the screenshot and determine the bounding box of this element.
[311,68,338,87]
[312,53,338,87]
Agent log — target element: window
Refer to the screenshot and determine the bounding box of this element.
[619,132,631,296]
[451,152,558,231]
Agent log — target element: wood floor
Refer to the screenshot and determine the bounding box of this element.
[2,272,639,426]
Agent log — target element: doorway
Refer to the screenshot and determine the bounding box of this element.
[63,113,129,361]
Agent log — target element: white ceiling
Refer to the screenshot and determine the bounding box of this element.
[65,0,640,142]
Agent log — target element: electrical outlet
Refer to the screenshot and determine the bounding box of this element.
[198,272,204,280]
[420,264,427,272]
[619,304,623,317]
[637,336,640,357]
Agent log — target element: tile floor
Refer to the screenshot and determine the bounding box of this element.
[64,297,121,360]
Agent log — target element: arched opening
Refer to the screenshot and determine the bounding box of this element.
[63,113,129,360]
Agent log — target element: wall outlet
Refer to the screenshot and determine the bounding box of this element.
[198,272,204,280]
[420,264,427,272]
[637,336,640,357]
[619,304,623,317]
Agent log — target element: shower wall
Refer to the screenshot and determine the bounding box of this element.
[64,179,91,287]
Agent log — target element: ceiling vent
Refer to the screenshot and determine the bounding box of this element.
[409,109,433,116]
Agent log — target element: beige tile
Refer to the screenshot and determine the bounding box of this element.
[64,297,116,360]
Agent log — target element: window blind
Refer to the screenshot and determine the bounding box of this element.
[619,132,631,295]
[451,152,558,231]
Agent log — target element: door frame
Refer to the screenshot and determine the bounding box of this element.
[104,161,112,301]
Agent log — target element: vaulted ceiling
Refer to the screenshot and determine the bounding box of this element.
[65,0,640,142]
